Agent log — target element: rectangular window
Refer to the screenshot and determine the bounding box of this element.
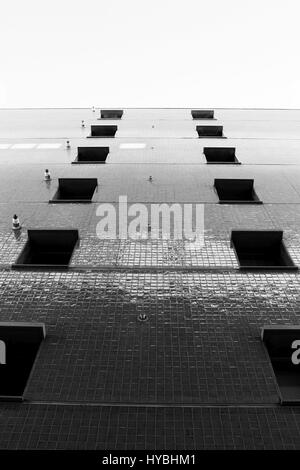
[50,178,98,203]
[203,147,239,164]
[12,230,79,269]
[100,110,123,119]
[231,230,298,270]
[214,179,262,204]
[88,125,118,138]
[191,110,214,119]
[262,326,300,404]
[0,322,45,401]
[197,126,224,138]
[73,147,109,164]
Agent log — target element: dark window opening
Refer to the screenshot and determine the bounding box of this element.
[88,125,117,138]
[197,125,224,138]
[214,179,262,204]
[50,178,98,203]
[191,110,214,119]
[204,147,239,164]
[12,230,79,270]
[0,322,45,401]
[73,147,109,164]
[231,230,298,270]
[262,326,300,404]
[100,109,123,119]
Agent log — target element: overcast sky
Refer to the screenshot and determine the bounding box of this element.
[0,0,299,108]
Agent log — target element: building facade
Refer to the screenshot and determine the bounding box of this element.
[0,108,299,448]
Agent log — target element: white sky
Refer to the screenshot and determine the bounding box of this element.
[0,0,299,109]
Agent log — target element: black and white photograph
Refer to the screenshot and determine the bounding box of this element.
[0,0,300,464]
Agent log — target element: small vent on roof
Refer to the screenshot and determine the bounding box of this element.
[204,147,239,164]
[191,110,214,119]
[231,230,298,270]
[50,178,97,203]
[197,126,224,138]
[73,147,109,164]
[262,326,300,405]
[100,110,123,119]
[88,125,117,138]
[12,230,79,270]
[214,179,262,204]
[0,322,45,401]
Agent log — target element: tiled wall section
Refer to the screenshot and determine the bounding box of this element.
[0,405,300,449]
[1,138,300,165]
[1,165,300,203]
[0,204,299,268]
[1,108,300,139]
[0,270,298,404]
